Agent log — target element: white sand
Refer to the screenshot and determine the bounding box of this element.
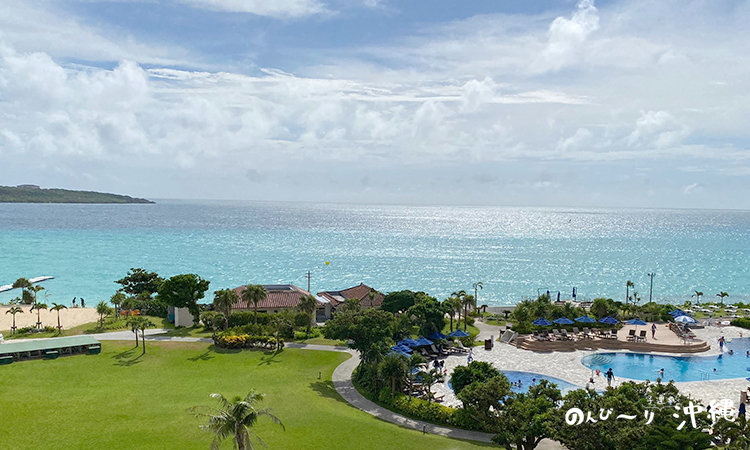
[0,305,99,332]
[432,324,750,409]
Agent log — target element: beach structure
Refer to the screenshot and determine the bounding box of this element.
[231,284,331,321]
[0,335,101,364]
[317,283,384,312]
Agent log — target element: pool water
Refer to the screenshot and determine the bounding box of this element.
[582,337,750,382]
[449,370,582,395]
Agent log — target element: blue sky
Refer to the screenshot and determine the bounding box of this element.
[1,0,749,208]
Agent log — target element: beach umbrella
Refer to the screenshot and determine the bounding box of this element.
[625,318,647,326]
[399,338,420,348]
[448,329,470,338]
[532,318,552,326]
[575,316,596,323]
[668,309,686,316]
[674,315,697,324]
[415,337,434,346]
[553,317,575,325]
[426,332,449,341]
[599,316,620,325]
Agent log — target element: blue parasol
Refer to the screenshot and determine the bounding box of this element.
[553,317,575,325]
[669,309,686,316]
[599,316,620,325]
[415,337,434,346]
[532,318,553,326]
[448,329,470,338]
[399,338,421,348]
[575,316,597,323]
[625,318,647,326]
[426,332,449,341]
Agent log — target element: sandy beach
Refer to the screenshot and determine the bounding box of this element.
[0,305,99,332]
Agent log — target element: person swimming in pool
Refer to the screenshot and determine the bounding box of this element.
[728,349,734,355]
[659,368,664,378]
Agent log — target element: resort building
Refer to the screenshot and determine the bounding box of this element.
[231,284,332,322]
[317,283,384,312]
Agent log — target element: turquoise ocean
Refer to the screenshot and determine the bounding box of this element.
[1,200,750,307]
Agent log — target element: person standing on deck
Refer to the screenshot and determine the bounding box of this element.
[651,323,657,339]
[606,368,615,387]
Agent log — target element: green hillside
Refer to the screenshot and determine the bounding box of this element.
[0,185,154,204]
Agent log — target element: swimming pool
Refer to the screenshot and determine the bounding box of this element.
[581,337,750,382]
[449,370,582,395]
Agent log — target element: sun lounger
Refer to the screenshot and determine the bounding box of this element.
[627,329,636,341]
[572,327,582,337]
[637,330,647,342]
[455,341,470,353]
[532,331,545,341]
[560,329,573,340]
[430,344,446,357]
[541,330,551,340]
[582,328,592,339]
[609,330,618,339]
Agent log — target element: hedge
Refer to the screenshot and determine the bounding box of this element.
[375,389,484,431]
[730,318,750,330]
[214,333,283,350]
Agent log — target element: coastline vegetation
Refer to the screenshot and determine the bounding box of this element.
[0,185,154,203]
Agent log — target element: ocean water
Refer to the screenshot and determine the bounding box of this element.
[1,200,750,307]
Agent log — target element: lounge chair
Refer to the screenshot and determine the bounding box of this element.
[609,330,618,339]
[430,344,446,357]
[532,331,544,341]
[626,329,636,341]
[455,341,470,353]
[572,327,582,337]
[560,329,573,340]
[582,328,592,339]
[638,330,647,342]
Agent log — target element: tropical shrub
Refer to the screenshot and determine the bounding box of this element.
[199,311,226,330]
[227,311,272,328]
[213,332,283,350]
[294,328,322,340]
[730,317,750,330]
[450,361,500,395]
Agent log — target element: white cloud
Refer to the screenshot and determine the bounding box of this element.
[682,183,702,195]
[175,0,328,18]
[627,110,691,150]
[535,0,600,71]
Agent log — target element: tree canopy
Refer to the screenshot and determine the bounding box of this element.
[157,274,210,322]
[322,307,394,364]
[116,268,164,296]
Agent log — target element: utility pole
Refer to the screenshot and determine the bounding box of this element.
[647,272,655,303]
[305,271,312,293]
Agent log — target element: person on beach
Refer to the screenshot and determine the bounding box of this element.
[81,298,85,308]
[72,297,76,307]
[606,368,615,387]
[739,402,746,420]
[651,323,657,339]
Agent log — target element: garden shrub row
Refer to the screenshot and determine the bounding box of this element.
[730,317,750,330]
[375,389,483,431]
[213,333,283,350]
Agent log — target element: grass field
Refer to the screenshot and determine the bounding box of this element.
[0,341,492,450]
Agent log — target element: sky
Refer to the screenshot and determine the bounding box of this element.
[1,0,749,208]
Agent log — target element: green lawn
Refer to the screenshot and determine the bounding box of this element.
[0,341,492,450]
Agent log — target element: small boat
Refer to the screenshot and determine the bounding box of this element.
[28,276,54,284]
[0,284,13,293]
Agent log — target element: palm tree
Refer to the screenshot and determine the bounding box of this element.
[6,305,23,334]
[451,290,466,330]
[96,301,112,328]
[379,354,408,396]
[111,291,126,319]
[188,391,285,450]
[418,368,444,402]
[692,290,703,305]
[50,303,67,331]
[626,280,634,305]
[30,302,48,329]
[29,285,44,305]
[472,281,483,313]
[297,295,318,334]
[213,289,238,321]
[270,312,292,351]
[135,317,155,354]
[126,316,140,346]
[241,284,267,325]
[717,291,729,305]
[461,294,475,331]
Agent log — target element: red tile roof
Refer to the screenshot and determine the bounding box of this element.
[231,285,325,310]
[318,283,384,308]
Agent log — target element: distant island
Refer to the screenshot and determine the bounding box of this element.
[0,185,154,204]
